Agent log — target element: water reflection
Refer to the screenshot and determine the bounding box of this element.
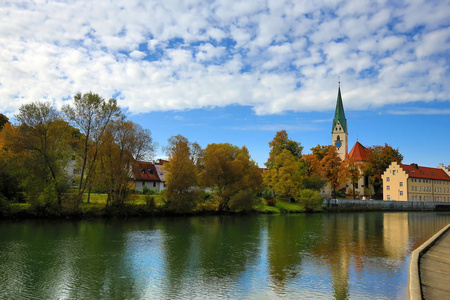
[1,212,449,299]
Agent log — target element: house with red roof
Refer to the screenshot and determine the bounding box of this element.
[382,162,450,202]
[134,160,166,192]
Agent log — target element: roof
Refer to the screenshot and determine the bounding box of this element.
[400,164,450,181]
[332,86,347,133]
[348,141,368,161]
[134,161,161,182]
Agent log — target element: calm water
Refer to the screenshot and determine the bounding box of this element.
[1,212,450,300]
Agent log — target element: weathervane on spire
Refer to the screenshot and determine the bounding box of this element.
[338,76,340,87]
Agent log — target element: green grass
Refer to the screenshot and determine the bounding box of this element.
[275,200,304,212]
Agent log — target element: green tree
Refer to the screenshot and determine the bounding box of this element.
[0,113,9,130]
[4,102,76,209]
[265,130,303,169]
[164,136,200,213]
[200,143,262,212]
[62,92,121,206]
[263,149,303,199]
[365,144,403,198]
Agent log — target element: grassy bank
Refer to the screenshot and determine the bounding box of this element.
[1,193,322,220]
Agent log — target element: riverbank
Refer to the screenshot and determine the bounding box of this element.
[0,196,316,220]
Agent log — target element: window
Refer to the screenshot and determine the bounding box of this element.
[387,195,391,200]
[153,182,156,187]
[400,182,403,187]
[386,177,390,182]
[393,170,397,175]
[400,191,404,196]
[387,186,390,191]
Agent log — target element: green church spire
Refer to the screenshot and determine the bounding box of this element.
[332,84,347,133]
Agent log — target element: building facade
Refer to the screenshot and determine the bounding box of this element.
[382,162,450,202]
[134,160,167,192]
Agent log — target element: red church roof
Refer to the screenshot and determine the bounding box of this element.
[400,164,450,181]
[348,141,368,161]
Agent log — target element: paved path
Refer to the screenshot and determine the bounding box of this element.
[420,228,450,299]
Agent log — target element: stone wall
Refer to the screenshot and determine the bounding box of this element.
[323,199,450,211]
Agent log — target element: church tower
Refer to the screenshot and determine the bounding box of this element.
[332,83,348,160]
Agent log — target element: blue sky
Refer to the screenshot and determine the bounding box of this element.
[1,0,449,167]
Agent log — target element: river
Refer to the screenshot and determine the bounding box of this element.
[1,212,450,299]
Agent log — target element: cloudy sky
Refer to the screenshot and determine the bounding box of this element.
[1,0,449,166]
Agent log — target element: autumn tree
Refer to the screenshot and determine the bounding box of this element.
[365,144,403,198]
[264,149,303,199]
[200,143,262,212]
[96,118,154,207]
[301,154,326,191]
[163,135,201,213]
[311,144,332,161]
[344,157,363,199]
[4,102,77,209]
[62,92,121,206]
[320,146,346,198]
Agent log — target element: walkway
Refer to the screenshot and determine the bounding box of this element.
[419,226,450,299]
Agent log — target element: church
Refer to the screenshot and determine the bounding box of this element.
[328,84,375,199]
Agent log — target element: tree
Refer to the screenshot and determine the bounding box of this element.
[265,130,303,169]
[263,149,303,200]
[344,157,363,199]
[320,146,346,198]
[365,144,403,198]
[0,113,9,130]
[301,154,326,191]
[311,144,333,161]
[164,136,200,213]
[164,134,203,167]
[96,119,154,207]
[200,143,262,212]
[62,92,121,206]
[4,102,77,209]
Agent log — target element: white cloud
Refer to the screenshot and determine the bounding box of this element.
[0,0,449,117]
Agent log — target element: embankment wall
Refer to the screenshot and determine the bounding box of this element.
[322,199,450,211]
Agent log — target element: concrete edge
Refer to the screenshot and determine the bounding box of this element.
[408,223,450,300]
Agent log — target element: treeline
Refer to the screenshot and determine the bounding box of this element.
[0,93,154,215]
[263,130,403,206]
[0,92,403,217]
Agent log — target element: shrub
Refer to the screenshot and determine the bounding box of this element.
[142,186,158,195]
[262,188,274,200]
[296,189,323,212]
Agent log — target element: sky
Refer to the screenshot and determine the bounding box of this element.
[1,0,449,167]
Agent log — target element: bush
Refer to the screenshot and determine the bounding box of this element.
[262,188,274,200]
[296,189,323,212]
[266,198,277,206]
[145,195,157,211]
[142,186,158,195]
[0,194,11,215]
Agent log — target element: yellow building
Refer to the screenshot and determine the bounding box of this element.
[382,162,450,202]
